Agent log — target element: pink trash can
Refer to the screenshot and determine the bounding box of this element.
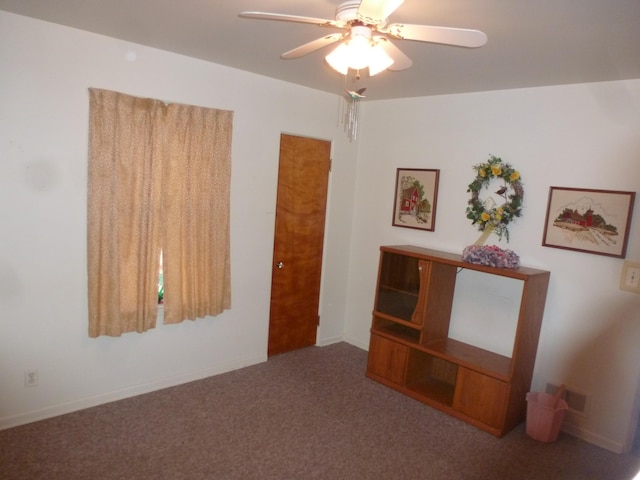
[525,390,568,442]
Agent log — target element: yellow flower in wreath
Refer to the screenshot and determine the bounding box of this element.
[479,169,487,177]
[510,171,520,182]
[481,212,491,222]
[491,165,502,176]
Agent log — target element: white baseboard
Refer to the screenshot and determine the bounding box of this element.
[316,334,368,351]
[315,335,344,347]
[342,335,369,351]
[561,422,625,454]
[0,353,267,431]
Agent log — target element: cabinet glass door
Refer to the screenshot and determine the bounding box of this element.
[375,252,420,321]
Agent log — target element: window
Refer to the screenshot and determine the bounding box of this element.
[158,251,164,305]
[87,88,233,337]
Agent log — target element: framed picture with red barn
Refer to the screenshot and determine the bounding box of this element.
[542,186,635,258]
[392,168,440,232]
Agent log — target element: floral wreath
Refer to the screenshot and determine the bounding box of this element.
[466,155,524,242]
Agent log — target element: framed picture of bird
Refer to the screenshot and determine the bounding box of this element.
[392,168,440,231]
[542,186,635,258]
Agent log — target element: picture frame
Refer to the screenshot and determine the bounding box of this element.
[542,186,635,258]
[392,168,440,231]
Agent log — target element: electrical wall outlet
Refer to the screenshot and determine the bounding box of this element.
[620,260,640,293]
[24,369,38,387]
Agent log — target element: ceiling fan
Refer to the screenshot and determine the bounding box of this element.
[239,0,487,76]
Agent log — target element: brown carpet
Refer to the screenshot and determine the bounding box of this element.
[1,342,639,480]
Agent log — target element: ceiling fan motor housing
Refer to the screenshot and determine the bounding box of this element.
[336,1,389,28]
[335,1,361,23]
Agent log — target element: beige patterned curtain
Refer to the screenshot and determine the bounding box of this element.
[161,102,232,324]
[87,89,232,337]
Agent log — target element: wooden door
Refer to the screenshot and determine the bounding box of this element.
[268,134,331,356]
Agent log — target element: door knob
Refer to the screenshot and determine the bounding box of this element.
[276,261,284,269]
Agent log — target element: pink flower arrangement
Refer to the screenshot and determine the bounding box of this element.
[462,244,520,269]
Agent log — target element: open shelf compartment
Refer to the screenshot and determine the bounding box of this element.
[423,338,512,381]
[405,349,457,406]
[372,314,421,344]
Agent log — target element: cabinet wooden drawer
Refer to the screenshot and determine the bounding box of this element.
[367,335,408,385]
[453,367,509,428]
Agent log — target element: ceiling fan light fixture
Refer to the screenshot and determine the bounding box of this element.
[325,43,351,75]
[346,29,373,69]
[368,43,394,76]
[325,25,393,76]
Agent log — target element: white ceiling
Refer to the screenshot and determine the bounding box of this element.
[2,0,639,100]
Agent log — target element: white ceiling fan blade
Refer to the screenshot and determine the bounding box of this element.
[357,0,405,25]
[374,36,412,71]
[382,23,487,48]
[281,34,344,59]
[239,11,345,29]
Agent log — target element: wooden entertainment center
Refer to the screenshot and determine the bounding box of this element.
[366,245,550,436]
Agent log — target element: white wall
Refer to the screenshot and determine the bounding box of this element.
[0,12,358,428]
[344,80,640,452]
